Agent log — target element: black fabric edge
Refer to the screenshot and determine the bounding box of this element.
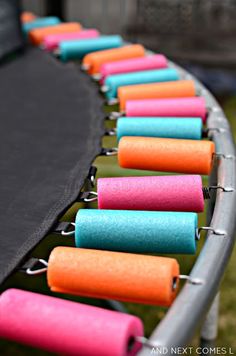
[1,58,105,284]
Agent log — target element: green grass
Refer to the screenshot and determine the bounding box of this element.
[0,95,236,355]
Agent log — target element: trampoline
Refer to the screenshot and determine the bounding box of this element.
[0,3,235,356]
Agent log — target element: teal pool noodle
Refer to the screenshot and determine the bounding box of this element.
[59,36,123,61]
[117,117,203,141]
[104,68,179,100]
[75,209,197,254]
[22,17,61,35]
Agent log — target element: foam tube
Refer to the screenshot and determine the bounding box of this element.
[118,136,215,175]
[59,35,123,61]
[104,68,179,100]
[43,29,100,51]
[100,54,168,83]
[126,97,207,123]
[47,247,179,306]
[0,289,143,356]
[97,175,205,212]
[118,80,196,111]
[21,12,37,24]
[82,44,145,75]
[29,22,82,45]
[22,16,60,35]
[117,117,203,141]
[75,209,197,254]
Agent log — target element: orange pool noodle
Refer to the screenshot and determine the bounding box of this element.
[29,22,82,45]
[21,12,36,23]
[118,136,215,175]
[47,247,179,307]
[82,44,145,75]
[118,80,195,111]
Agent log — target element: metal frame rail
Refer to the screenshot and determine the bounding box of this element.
[139,62,236,354]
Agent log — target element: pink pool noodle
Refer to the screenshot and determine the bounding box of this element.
[100,54,167,83]
[126,97,207,123]
[43,29,100,50]
[98,175,204,212]
[0,289,143,356]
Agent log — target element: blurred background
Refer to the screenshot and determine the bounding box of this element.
[22,0,236,95]
[0,0,236,354]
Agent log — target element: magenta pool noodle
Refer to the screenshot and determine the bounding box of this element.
[97,175,204,212]
[126,97,207,123]
[43,29,100,51]
[100,54,167,83]
[0,289,143,356]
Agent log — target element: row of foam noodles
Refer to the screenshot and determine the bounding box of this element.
[17,14,213,356]
[21,12,191,307]
[23,16,206,137]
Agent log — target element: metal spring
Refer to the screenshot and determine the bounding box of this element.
[202,187,211,200]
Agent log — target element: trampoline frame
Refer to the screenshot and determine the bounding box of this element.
[138,62,236,354]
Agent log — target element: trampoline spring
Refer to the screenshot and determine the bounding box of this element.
[214,152,236,160]
[209,106,222,113]
[100,147,118,156]
[107,98,119,105]
[61,222,75,236]
[196,227,226,240]
[202,187,211,200]
[196,89,202,96]
[87,166,97,187]
[25,259,48,275]
[209,185,234,193]
[78,191,98,202]
[179,275,204,285]
[135,336,161,349]
[92,73,102,81]
[106,111,124,120]
[81,63,90,71]
[203,185,234,199]
[53,48,60,57]
[104,128,117,136]
[83,191,98,202]
[202,127,228,137]
[100,85,109,93]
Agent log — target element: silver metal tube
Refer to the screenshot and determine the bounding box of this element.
[200,292,220,342]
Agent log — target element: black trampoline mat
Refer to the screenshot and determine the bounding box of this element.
[0,47,104,285]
